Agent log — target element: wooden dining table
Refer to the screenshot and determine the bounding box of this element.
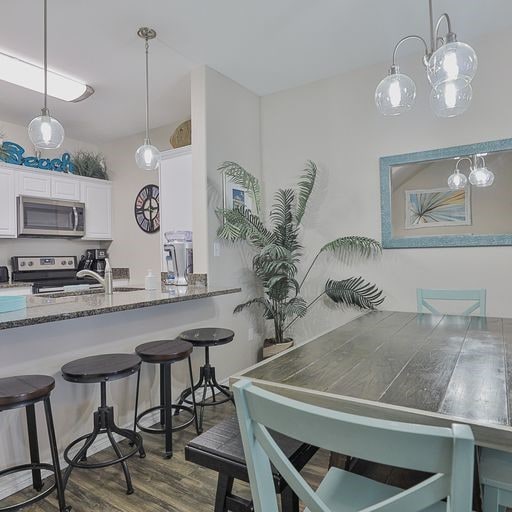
[231,310,512,452]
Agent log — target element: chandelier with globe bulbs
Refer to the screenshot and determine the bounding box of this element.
[375,0,477,118]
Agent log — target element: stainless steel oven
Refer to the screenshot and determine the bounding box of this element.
[18,196,85,237]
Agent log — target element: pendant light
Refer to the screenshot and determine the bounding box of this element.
[448,155,494,190]
[376,0,477,118]
[135,27,160,171]
[28,0,64,149]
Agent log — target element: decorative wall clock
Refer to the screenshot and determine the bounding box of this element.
[134,184,160,233]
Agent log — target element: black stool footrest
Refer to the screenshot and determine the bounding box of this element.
[178,385,233,408]
[137,404,196,434]
[0,463,60,512]
[64,430,143,469]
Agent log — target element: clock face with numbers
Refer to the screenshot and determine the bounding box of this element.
[134,184,160,233]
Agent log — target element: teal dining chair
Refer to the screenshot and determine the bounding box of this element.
[417,288,487,316]
[479,448,512,512]
[233,379,475,512]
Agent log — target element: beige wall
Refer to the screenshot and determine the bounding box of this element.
[100,122,184,282]
[0,119,100,269]
[259,27,512,342]
[191,65,263,371]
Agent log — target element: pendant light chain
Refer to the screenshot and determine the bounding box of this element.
[144,37,150,142]
[43,0,48,113]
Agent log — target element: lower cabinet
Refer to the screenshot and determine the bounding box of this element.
[0,168,16,238]
[81,181,112,240]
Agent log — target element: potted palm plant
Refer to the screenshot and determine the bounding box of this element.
[217,160,384,358]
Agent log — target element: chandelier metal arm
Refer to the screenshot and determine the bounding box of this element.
[455,156,473,173]
[392,35,429,67]
[434,13,455,47]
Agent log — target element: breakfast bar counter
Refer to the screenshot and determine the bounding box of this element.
[0,285,241,330]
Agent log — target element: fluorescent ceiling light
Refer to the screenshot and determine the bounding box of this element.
[0,51,93,102]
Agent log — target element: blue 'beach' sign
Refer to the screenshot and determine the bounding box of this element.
[1,141,75,173]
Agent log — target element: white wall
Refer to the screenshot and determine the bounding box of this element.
[259,28,512,342]
[101,122,184,282]
[0,119,101,269]
[191,65,264,367]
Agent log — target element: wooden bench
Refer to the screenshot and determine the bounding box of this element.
[185,415,318,512]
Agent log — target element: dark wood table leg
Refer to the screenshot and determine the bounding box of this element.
[215,473,234,512]
[281,486,299,512]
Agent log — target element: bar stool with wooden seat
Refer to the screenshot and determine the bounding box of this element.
[0,375,69,511]
[133,339,199,459]
[61,353,145,495]
[176,327,235,432]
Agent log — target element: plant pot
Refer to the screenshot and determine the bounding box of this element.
[262,338,294,359]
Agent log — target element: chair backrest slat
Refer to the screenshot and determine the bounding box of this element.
[417,288,486,316]
[234,379,475,512]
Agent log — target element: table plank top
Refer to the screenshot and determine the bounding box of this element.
[233,311,512,452]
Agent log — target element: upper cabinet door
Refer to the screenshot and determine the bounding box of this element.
[0,168,16,238]
[16,170,51,198]
[51,175,81,200]
[81,180,112,240]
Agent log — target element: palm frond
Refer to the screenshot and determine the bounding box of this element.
[283,297,308,318]
[219,161,261,215]
[295,160,317,224]
[270,188,302,255]
[234,297,275,320]
[325,277,385,310]
[320,236,382,264]
[217,206,275,248]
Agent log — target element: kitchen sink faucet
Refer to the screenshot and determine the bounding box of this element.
[77,258,113,295]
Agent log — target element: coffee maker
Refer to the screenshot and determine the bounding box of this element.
[77,249,108,277]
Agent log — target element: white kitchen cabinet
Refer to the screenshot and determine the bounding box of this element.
[81,180,112,240]
[0,168,16,238]
[16,170,51,198]
[159,146,193,271]
[51,175,81,200]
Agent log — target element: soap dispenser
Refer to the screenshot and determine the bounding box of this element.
[144,269,159,290]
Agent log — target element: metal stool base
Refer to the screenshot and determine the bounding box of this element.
[63,382,145,495]
[0,463,69,512]
[133,358,199,459]
[176,346,234,432]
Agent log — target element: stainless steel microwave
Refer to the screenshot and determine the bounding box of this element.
[18,196,85,237]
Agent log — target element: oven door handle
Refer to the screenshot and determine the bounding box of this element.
[72,207,78,231]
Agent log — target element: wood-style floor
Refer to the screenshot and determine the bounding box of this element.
[4,400,481,511]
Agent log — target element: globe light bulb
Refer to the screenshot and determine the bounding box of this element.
[447,169,467,190]
[28,110,65,149]
[430,79,472,118]
[469,166,494,187]
[375,67,416,116]
[135,140,160,171]
[427,41,478,87]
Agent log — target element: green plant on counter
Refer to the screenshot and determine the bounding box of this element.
[217,160,385,345]
[72,150,109,180]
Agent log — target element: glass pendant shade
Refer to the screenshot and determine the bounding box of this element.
[447,169,467,190]
[469,166,494,187]
[135,140,160,171]
[427,41,478,87]
[375,69,416,116]
[430,79,472,118]
[28,110,64,149]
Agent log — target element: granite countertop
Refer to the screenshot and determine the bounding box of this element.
[0,285,241,330]
[0,282,34,288]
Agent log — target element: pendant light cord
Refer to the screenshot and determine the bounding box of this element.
[145,38,150,142]
[43,0,48,112]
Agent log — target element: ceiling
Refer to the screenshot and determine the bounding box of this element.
[1,0,511,144]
